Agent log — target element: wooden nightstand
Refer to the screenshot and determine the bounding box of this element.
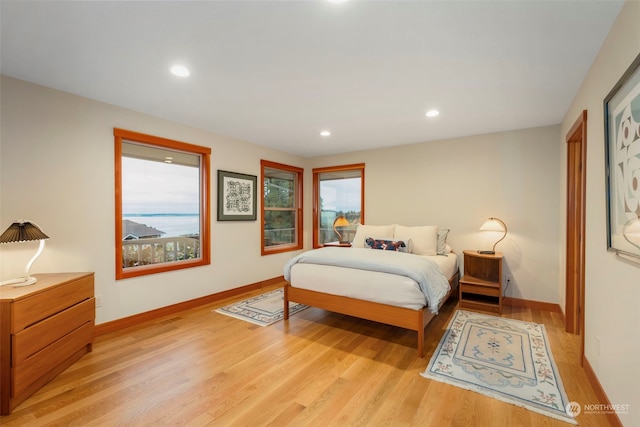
[0,272,95,415]
[323,242,352,247]
[459,251,503,314]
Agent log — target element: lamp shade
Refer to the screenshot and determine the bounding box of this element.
[478,217,507,254]
[333,217,350,228]
[0,221,49,243]
[0,221,49,287]
[479,218,506,233]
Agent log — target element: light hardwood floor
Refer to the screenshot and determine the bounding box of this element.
[1,283,615,426]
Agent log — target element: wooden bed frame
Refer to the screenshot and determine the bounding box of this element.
[283,271,459,358]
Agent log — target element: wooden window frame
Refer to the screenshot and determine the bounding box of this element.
[261,159,303,255]
[114,128,211,279]
[312,163,365,248]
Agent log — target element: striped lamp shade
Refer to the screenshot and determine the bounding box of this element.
[0,221,49,244]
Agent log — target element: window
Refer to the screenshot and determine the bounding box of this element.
[313,163,365,248]
[114,128,211,279]
[261,160,303,255]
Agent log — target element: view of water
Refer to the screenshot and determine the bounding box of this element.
[124,214,200,237]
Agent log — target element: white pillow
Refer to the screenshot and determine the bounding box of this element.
[394,225,438,256]
[351,224,395,248]
[437,228,450,255]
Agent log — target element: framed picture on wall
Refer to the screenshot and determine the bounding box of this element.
[217,170,257,221]
[604,52,640,259]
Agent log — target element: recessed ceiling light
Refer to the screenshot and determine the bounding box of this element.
[327,0,348,3]
[426,109,440,118]
[170,65,190,77]
[320,130,331,137]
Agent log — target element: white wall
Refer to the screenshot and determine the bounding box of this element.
[308,125,562,304]
[560,1,640,425]
[1,75,564,324]
[0,76,305,324]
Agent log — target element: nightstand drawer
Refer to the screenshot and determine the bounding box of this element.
[459,282,501,297]
[460,299,502,314]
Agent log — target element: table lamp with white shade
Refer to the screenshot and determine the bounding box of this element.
[478,217,507,254]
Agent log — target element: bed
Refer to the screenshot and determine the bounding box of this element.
[283,224,459,357]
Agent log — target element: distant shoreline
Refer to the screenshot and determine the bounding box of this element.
[123,214,199,238]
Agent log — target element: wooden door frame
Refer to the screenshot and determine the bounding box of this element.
[565,110,587,363]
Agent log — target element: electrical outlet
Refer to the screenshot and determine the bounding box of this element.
[96,295,103,308]
[505,274,511,284]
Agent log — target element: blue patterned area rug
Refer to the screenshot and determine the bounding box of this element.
[422,310,577,424]
[214,288,308,327]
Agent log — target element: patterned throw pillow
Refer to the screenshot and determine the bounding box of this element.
[365,237,407,252]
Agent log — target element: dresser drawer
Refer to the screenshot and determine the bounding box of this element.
[13,298,95,365]
[11,275,93,333]
[12,321,94,398]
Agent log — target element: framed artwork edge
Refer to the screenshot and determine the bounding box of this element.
[217,170,258,221]
[603,52,640,260]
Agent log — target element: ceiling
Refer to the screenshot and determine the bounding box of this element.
[0,0,624,157]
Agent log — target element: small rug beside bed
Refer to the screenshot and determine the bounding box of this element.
[422,310,577,424]
[214,288,308,327]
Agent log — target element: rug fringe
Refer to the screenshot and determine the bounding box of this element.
[421,371,578,424]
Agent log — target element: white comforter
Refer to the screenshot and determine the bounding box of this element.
[284,247,451,314]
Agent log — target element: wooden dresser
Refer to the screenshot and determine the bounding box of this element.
[0,272,95,415]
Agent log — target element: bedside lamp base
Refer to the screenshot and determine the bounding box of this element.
[0,276,38,287]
